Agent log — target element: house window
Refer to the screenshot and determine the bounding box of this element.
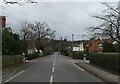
[98,44,103,49]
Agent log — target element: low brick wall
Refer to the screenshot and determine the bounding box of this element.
[2,55,23,66]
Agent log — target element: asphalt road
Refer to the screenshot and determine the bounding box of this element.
[3,54,103,83]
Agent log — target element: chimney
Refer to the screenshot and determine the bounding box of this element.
[0,16,6,28]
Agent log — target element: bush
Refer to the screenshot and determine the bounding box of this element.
[26,52,41,60]
[72,51,84,59]
[89,53,120,73]
[63,50,69,56]
[64,52,69,56]
[43,47,53,56]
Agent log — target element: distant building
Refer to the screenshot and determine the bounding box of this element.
[79,40,89,51]
[72,41,80,51]
[73,40,89,52]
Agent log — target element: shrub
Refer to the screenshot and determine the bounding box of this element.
[43,47,53,56]
[89,53,120,73]
[72,51,84,59]
[26,52,40,60]
[64,52,69,56]
[63,50,69,56]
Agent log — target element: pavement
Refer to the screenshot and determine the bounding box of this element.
[75,60,119,84]
[2,54,119,84]
[62,56,119,84]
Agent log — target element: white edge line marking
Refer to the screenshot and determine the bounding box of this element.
[50,75,53,83]
[73,64,85,71]
[52,67,55,73]
[4,71,24,82]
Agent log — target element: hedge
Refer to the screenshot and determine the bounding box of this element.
[89,53,120,73]
[72,51,84,59]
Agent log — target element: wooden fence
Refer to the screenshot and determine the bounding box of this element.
[2,55,23,66]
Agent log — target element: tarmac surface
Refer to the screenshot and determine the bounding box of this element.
[2,54,119,84]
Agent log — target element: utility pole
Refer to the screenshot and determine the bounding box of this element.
[72,34,74,51]
[71,34,74,58]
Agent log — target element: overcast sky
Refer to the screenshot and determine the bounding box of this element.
[0,1,117,40]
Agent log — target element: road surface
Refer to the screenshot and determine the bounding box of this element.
[3,54,103,83]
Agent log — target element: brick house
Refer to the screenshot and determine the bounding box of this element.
[78,39,102,52]
[88,38,103,52]
[79,38,114,52]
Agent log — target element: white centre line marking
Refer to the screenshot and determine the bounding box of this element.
[53,57,56,66]
[73,64,85,71]
[54,58,56,61]
[52,67,55,73]
[4,71,24,82]
[50,75,53,84]
[53,63,55,66]
[53,60,56,66]
[50,55,56,84]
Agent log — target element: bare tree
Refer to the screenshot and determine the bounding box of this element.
[30,21,56,52]
[21,22,33,41]
[3,0,38,5]
[88,2,120,43]
[20,22,34,54]
[20,21,55,53]
[30,21,55,40]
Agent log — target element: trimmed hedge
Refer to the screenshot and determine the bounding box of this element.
[89,53,120,73]
[72,51,84,59]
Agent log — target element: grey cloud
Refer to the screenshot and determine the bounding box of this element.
[1,2,105,40]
